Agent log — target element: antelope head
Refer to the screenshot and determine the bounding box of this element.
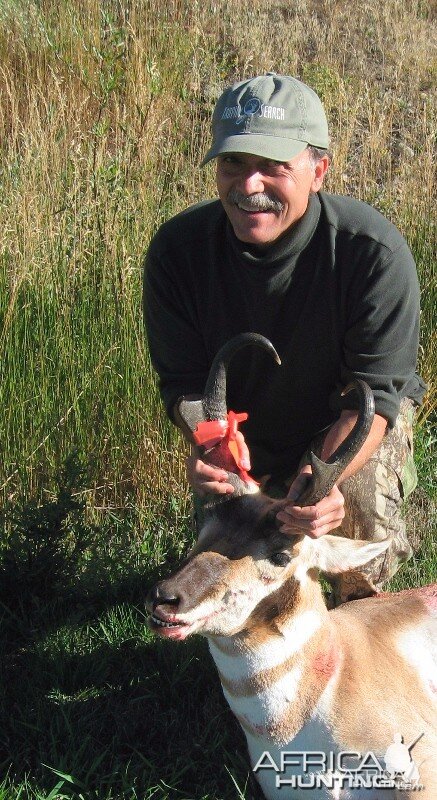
[148,493,389,641]
[148,333,388,641]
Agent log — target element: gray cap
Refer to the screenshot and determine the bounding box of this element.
[201,73,329,165]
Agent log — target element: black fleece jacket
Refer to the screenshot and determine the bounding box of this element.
[144,191,425,479]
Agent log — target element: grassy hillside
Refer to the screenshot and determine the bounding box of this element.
[0,1,435,797]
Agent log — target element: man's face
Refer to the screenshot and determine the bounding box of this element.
[216,149,329,249]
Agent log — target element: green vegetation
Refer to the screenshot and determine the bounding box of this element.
[0,0,435,797]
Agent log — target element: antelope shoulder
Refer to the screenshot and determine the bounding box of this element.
[327,587,437,754]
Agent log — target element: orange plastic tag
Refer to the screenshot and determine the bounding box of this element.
[193,419,228,448]
[193,411,258,487]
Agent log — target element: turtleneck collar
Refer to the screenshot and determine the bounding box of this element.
[225,192,321,270]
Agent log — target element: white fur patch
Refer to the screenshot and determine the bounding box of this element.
[396,622,437,701]
[223,664,303,730]
[279,608,324,653]
[194,518,218,547]
[208,609,323,680]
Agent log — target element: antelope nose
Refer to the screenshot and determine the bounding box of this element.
[149,583,180,611]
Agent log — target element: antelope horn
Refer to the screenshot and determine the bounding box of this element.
[297,380,375,507]
[177,333,281,500]
[177,333,281,435]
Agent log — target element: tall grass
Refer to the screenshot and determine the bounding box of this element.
[0,0,435,512]
[0,1,435,797]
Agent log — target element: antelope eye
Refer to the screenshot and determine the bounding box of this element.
[270,552,291,567]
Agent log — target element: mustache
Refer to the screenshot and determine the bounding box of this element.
[227,188,284,213]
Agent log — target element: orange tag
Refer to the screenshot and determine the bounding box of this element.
[193,419,228,448]
[193,410,258,487]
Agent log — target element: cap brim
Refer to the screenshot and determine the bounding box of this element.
[200,133,309,166]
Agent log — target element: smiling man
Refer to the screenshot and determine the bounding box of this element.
[144,73,426,605]
[216,150,328,247]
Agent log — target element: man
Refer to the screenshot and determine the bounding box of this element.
[144,73,426,603]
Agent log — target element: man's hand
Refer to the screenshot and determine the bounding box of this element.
[276,465,345,538]
[186,431,250,497]
[276,410,387,538]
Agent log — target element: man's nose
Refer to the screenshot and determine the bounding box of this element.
[237,169,265,195]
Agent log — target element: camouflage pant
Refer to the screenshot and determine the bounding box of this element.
[264,398,418,605]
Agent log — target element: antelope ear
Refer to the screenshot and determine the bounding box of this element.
[310,535,390,574]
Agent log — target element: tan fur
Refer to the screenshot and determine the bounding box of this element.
[211,575,343,744]
[329,592,437,796]
[149,494,437,799]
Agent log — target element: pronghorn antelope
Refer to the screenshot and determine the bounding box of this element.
[148,334,437,800]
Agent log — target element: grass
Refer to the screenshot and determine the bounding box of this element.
[0,457,251,799]
[0,0,435,797]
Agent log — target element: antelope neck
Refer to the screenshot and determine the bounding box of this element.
[207,591,341,745]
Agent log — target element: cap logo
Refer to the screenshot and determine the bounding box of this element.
[221,97,285,125]
[239,98,262,121]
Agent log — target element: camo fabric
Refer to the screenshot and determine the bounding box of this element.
[300,397,418,605]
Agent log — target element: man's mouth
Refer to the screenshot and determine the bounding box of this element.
[228,189,284,215]
[236,200,272,213]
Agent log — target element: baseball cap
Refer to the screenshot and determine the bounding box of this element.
[201,73,329,165]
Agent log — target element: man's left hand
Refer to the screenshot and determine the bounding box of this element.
[276,465,345,538]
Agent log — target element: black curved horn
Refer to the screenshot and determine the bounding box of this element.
[297,380,375,506]
[177,333,280,436]
[202,333,281,421]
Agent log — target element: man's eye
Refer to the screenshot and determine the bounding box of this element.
[265,160,287,175]
[221,156,240,165]
[269,552,291,567]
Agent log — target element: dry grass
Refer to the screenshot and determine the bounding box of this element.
[0,0,435,509]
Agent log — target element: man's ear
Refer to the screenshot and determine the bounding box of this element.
[310,535,390,575]
[311,154,330,192]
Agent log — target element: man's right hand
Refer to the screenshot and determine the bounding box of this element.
[186,455,235,496]
[186,431,251,497]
